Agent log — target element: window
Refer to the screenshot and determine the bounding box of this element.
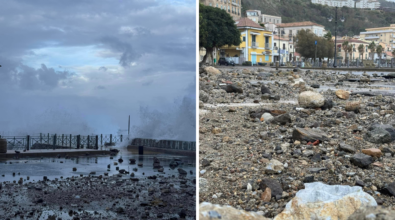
[283,43,285,49]
[265,55,269,61]
[274,43,276,47]
[243,36,246,41]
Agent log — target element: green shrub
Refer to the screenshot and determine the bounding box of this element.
[242,61,252,66]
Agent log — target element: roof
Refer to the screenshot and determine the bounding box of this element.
[385,51,393,57]
[235,17,264,29]
[277,21,324,28]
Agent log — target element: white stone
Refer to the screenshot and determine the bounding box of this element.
[200,202,270,220]
[204,66,221,75]
[298,91,325,108]
[274,182,377,220]
[260,113,274,122]
[265,159,284,174]
[247,183,252,192]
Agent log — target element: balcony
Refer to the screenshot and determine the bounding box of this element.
[273,46,278,50]
[251,42,259,48]
[232,2,239,6]
[365,36,380,40]
[265,43,270,49]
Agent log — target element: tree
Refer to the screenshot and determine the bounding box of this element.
[368,42,376,60]
[358,44,364,62]
[342,41,349,63]
[392,49,395,57]
[376,45,383,67]
[295,29,334,61]
[199,4,241,66]
[259,22,265,28]
[324,31,332,41]
[347,44,353,63]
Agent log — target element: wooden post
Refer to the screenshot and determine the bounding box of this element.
[62,134,64,146]
[87,135,90,149]
[110,134,112,145]
[26,135,30,151]
[70,134,72,149]
[95,135,98,149]
[100,134,103,147]
[77,135,80,149]
[40,133,42,144]
[47,133,49,145]
[120,135,123,142]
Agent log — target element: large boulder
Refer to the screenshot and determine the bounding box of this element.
[298,91,325,108]
[204,66,221,75]
[199,202,269,220]
[274,182,377,220]
[292,128,328,142]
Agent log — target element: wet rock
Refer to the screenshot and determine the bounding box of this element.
[303,176,314,183]
[350,153,374,169]
[200,202,269,220]
[298,91,325,108]
[178,168,187,175]
[292,128,328,142]
[274,182,377,220]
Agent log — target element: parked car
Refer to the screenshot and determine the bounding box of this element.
[218,58,235,66]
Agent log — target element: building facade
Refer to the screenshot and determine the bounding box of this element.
[276,21,327,38]
[311,0,380,9]
[246,10,282,25]
[219,17,274,64]
[200,0,242,20]
[273,35,294,63]
[359,24,395,51]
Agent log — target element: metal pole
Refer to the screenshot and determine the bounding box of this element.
[334,6,338,68]
[128,115,130,138]
[70,134,72,149]
[26,135,30,151]
[315,44,317,67]
[279,28,281,66]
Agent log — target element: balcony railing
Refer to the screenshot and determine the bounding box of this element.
[265,43,270,49]
[273,46,278,50]
[251,42,259,48]
[365,36,380,39]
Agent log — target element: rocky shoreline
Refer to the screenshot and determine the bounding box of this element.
[199,66,395,219]
[0,157,196,220]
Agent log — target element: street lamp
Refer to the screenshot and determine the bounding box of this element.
[328,6,345,68]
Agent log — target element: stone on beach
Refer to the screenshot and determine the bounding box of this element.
[199,202,270,220]
[298,91,325,108]
[274,182,377,220]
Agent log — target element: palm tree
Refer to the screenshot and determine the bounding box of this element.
[376,45,383,67]
[342,41,349,63]
[368,42,376,61]
[358,44,364,63]
[347,44,353,63]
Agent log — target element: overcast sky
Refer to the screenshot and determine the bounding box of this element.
[0,0,196,141]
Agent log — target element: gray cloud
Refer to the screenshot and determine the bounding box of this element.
[0,0,196,141]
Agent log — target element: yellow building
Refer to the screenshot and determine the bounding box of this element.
[359,24,395,51]
[219,17,273,65]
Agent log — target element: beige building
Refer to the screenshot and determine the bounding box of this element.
[273,35,294,63]
[246,10,282,25]
[336,39,370,61]
[276,21,327,38]
[311,0,380,9]
[359,24,395,51]
[200,0,242,20]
